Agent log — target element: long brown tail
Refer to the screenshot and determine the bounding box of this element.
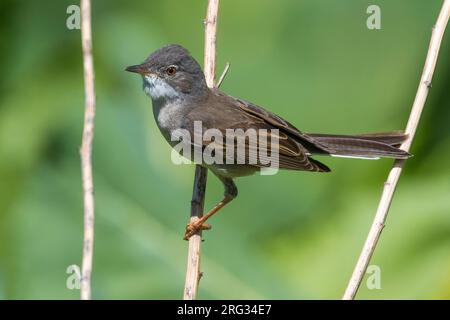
[307,131,411,159]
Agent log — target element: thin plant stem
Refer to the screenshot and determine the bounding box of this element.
[343,0,450,300]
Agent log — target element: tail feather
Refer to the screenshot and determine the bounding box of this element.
[307,132,411,160]
[351,131,408,146]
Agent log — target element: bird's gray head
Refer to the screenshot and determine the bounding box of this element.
[126,44,208,102]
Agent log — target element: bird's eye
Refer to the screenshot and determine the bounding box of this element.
[166,66,177,76]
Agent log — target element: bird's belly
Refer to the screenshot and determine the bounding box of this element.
[206,163,259,178]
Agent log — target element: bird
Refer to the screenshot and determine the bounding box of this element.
[126,44,410,240]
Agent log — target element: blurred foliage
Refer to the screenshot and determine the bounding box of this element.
[0,0,449,299]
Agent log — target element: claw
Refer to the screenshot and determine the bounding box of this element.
[183,222,212,240]
[200,224,211,230]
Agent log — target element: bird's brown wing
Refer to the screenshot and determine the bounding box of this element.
[180,90,331,172]
[232,95,335,155]
[233,96,410,160]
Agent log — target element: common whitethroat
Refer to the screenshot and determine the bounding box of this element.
[126,44,410,240]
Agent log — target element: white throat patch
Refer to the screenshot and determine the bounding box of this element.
[143,75,179,100]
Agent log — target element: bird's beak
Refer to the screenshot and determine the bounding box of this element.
[125,64,148,75]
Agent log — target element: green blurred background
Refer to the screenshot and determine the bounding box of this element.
[0,0,449,299]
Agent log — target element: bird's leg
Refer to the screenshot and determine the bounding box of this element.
[184,176,237,240]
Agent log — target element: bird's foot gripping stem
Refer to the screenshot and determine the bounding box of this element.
[184,221,211,240]
[183,175,237,240]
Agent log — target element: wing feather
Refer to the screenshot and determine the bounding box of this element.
[179,90,331,173]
